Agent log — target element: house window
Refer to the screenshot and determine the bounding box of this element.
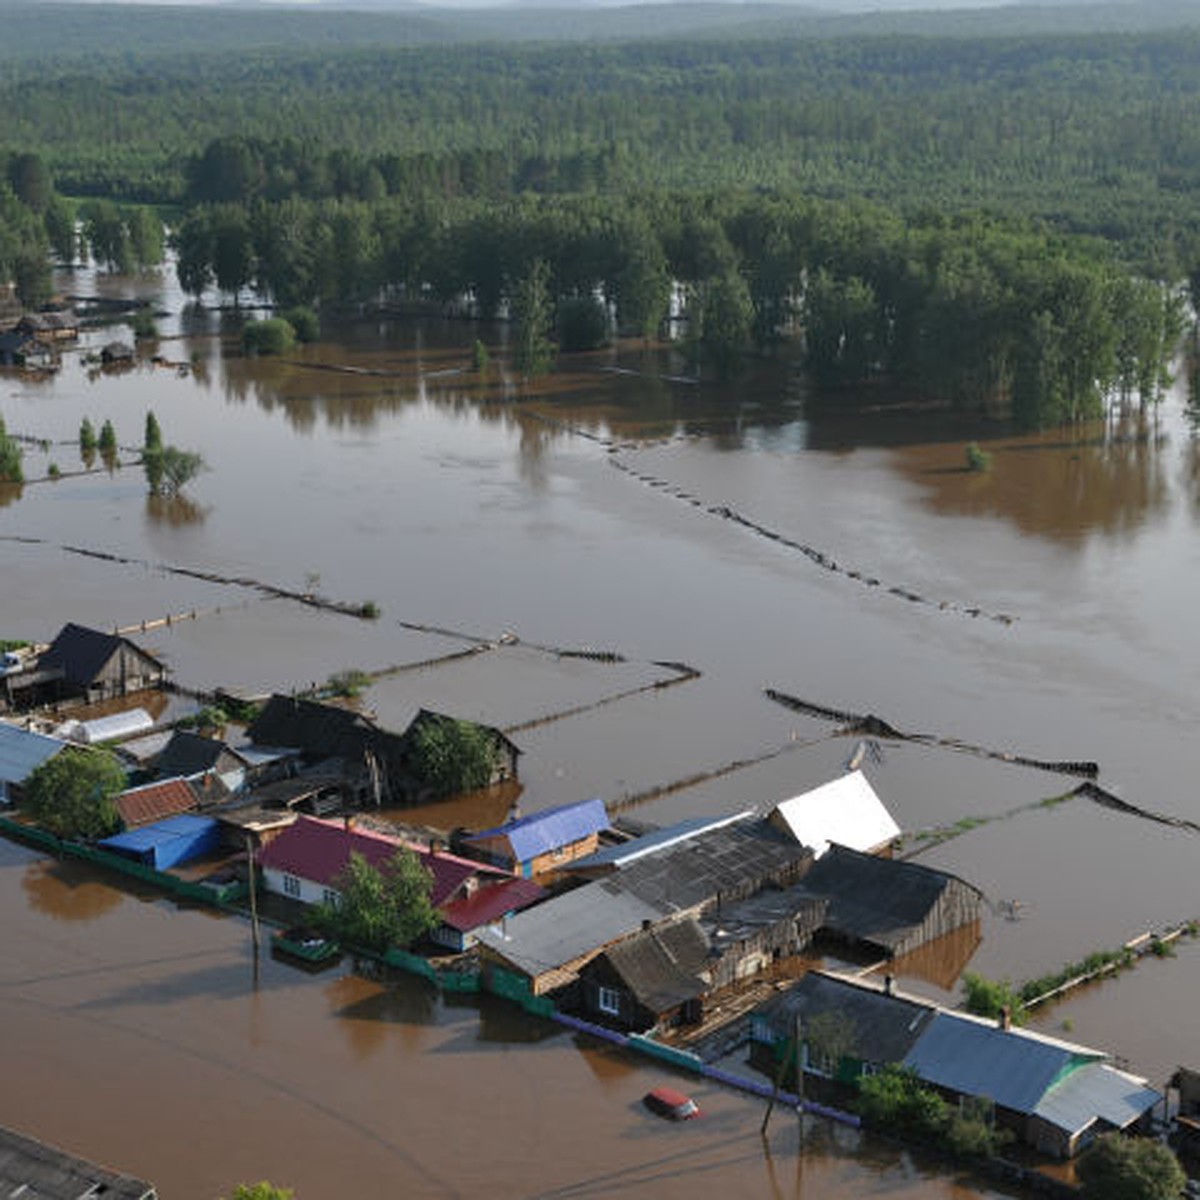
[597,986,621,1016]
[282,874,301,898]
[804,1045,839,1078]
[322,888,340,907]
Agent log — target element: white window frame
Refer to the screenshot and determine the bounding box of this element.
[597,986,621,1016]
[282,873,302,898]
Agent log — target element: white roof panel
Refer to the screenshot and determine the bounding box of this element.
[771,770,900,857]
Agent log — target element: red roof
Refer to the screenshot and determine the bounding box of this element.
[440,877,546,933]
[257,816,508,908]
[115,777,198,829]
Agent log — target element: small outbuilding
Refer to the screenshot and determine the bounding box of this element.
[99,813,222,870]
[461,797,609,877]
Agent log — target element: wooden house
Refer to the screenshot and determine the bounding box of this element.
[577,918,711,1031]
[0,329,55,369]
[574,885,828,1032]
[16,312,79,342]
[460,797,609,877]
[477,815,813,998]
[247,694,408,806]
[789,843,983,962]
[38,623,166,703]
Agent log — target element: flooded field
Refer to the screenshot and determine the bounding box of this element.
[2,263,1198,1194]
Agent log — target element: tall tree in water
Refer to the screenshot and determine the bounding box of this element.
[512,257,555,379]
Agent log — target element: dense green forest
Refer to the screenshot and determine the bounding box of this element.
[2,1,1199,425]
[3,28,1200,270]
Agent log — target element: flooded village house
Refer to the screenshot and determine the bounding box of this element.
[255,815,545,951]
[749,971,1161,1159]
[246,695,521,806]
[2,622,166,712]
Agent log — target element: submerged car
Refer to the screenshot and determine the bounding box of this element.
[643,1086,700,1121]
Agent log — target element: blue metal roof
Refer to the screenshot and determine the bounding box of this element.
[1034,1063,1160,1136]
[903,1012,1102,1115]
[101,813,217,853]
[466,797,609,863]
[0,722,68,786]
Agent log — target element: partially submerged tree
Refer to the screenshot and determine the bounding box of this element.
[242,317,296,356]
[1077,1133,1186,1200]
[313,849,438,953]
[961,971,1027,1026]
[408,716,500,796]
[511,257,555,380]
[140,412,205,497]
[0,416,23,484]
[226,1184,294,1200]
[22,746,125,840]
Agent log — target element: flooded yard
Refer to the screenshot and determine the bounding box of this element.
[2,263,1198,1194]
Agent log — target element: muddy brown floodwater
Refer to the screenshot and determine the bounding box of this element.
[1,262,1198,1196]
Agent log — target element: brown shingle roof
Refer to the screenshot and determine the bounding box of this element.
[115,777,198,829]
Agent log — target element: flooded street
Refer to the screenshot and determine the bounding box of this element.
[2,265,1198,1194]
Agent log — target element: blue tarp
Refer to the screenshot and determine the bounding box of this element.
[99,814,221,870]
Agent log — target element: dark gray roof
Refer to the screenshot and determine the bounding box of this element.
[39,622,162,687]
[599,918,711,1012]
[0,1124,156,1199]
[793,843,979,953]
[616,816,811,915]
[756,971,936,1066]
[156,729,239,777]
[701,886,828,957]
[247,694,366,755]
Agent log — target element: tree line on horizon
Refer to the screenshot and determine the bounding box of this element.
[1,26,1198,426]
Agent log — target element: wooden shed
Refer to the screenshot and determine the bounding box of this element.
[38,623,165,703]
[790,843,983,962]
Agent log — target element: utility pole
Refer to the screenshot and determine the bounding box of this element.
[245,832,260,957]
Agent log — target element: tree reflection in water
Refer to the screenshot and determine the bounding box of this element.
[22,858,124,923]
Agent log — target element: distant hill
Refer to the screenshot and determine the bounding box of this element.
[2,0,1199,62]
